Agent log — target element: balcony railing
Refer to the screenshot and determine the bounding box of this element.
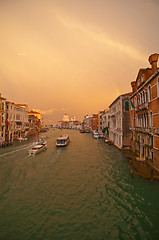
[132,126,153,134]
[136,102,148,112]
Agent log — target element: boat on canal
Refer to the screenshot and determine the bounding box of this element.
[33,138,47,146]
[29,144,46,155]
[56,134,70,147]
[80,129,85,133]
[93,130,100,139]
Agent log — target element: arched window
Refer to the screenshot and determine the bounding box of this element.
[148,85,151,102]
[143,91,145,103]
[140,93,142,104]
[150,111,153,127]
[145,89,148,102]
[125,101,129,111]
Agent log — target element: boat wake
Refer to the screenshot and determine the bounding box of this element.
[0,144,33,158]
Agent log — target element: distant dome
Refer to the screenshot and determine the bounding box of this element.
[63,113,69,122]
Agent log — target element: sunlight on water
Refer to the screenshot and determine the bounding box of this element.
[0,129,159,240]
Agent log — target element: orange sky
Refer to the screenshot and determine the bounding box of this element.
[0,0,159,124]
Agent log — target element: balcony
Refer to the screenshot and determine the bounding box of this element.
[136,102,148,112]
[134,127,153,134]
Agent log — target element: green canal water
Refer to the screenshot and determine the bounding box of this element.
[0,129,159,240]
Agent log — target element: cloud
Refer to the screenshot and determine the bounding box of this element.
[56,13,146,62]
[34,108,57,115]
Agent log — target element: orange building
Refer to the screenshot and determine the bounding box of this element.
[28,110,43,132]
[83,114,98,131]
[130,53,159,163]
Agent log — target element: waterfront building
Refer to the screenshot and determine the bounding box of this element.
[28,110,43,132]
[83,114,98,131]
[102,109,110,137]
[5,102,29,141]
[98,111,105,133]
[130,53,159,163]
[0,93,6,144]
[28,115,39,136]
[109,93,132,149]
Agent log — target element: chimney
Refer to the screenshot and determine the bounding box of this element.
[131,81,136,93]
[148,53,159,74]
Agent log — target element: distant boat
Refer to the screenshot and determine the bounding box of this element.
[93,131,100,139]
[29,144,46,155]
[33,138,47,146]
[17,137,28,141]
[56,135,70,147]
[105,139,113,145]
[80,129,85,133]
[85,129,90,133]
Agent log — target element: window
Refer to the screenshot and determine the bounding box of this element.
[125,101,129,111]
[143,91,145,103]
[138,79,140,87]
[151,136,153,147]
[141,74,144,83]
[150,111,153,127]
[140,93,142,104]
[145,89,148,102]
[148,85,151,102]
[146,113,149,127]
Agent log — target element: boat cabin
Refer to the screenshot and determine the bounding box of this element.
[56,135,70,147]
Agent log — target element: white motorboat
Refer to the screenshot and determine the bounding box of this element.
[29,144,46,155]
[56,135,70,147]
[93,130,99,139]
[33,139,47,146]
[17,137,28,141]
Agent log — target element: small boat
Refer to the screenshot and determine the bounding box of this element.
[99,133,104,138]
[29,144,46,155]
[80,129,85,133]
[105,139,113,145]
[56,135,70,147]
[33,138,47,146]
[85,129,90,133]
[17,137,28,141]
[93,131,99,139]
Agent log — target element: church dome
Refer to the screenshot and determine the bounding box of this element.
[63,113,69,122]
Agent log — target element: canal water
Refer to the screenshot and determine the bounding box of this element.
[0,129,159,240]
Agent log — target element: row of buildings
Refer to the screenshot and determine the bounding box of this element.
[0,96,43,146]
[82,53,159,164]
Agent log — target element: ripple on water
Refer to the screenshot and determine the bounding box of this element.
[0,130,158,240]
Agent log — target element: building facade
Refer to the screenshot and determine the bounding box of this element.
[83,114,98,131]
[98,111,105,132]
[5,102,29,141]
[0,93,6,144]
[130,53,159,163]
[102,110,110,137]
[29,110,43,132]
[109,93,132,149]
